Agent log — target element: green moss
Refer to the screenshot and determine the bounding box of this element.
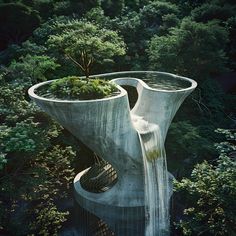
[47,76,119,100]
[146,149,161,162]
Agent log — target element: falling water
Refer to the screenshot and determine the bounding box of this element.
[132,115,170,236]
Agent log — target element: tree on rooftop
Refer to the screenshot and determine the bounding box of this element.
[47,20,126,79]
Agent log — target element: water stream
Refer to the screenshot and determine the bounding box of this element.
[132,115,170,236]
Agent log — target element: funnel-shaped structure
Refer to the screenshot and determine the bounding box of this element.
[28,71,197,236]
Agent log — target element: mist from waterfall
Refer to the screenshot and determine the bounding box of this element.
[132,115,170,236]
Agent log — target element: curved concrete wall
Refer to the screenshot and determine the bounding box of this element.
[28,72,197,235]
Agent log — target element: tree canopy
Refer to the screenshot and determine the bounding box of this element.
[148,18,229,80]
[47,20,126,78]
[174,129,236,236]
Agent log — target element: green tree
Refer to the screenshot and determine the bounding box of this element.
[29,202,69,236]
[174,129,236,236]
[7,54,60,86]
[168,0,208,16]
[148,18,229,80]
[21,0,54,20]
[48,20,126,78]
[111,10,143,70]
[101,0,125,17]
[51,0,102,16]
[84,7,111,26]
[139,0,179,34]
[0,72,37,123]
[191,3,236,23]
[112,1,180,70]
[32,16,70,45]
[125,0,150,11]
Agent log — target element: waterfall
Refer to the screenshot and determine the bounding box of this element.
[132,115,170,236]
[30,71,197,236]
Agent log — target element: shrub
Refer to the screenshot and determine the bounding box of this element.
[42,76,119,100]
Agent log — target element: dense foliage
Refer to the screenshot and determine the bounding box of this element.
[148,19,229,79]
[0,0,235,235]
[174,129,236,236]
[0,73,77,235]
[46,76,118,100]
[47,20,126,78]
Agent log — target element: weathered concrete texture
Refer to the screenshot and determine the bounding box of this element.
[28,71,197,235]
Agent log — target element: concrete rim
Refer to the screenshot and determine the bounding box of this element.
[28,71,197,103]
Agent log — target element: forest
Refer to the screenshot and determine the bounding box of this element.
[0,0,235,235]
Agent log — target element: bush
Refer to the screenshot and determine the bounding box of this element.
[174,129,236,236]
[42,76,119,100]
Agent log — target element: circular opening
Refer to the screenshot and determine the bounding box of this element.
[80,161,118,193]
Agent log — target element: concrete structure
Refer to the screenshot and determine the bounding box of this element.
[28,71,197,235]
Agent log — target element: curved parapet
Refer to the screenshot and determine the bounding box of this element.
[112,72,197,139]
[28,71,197,235]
